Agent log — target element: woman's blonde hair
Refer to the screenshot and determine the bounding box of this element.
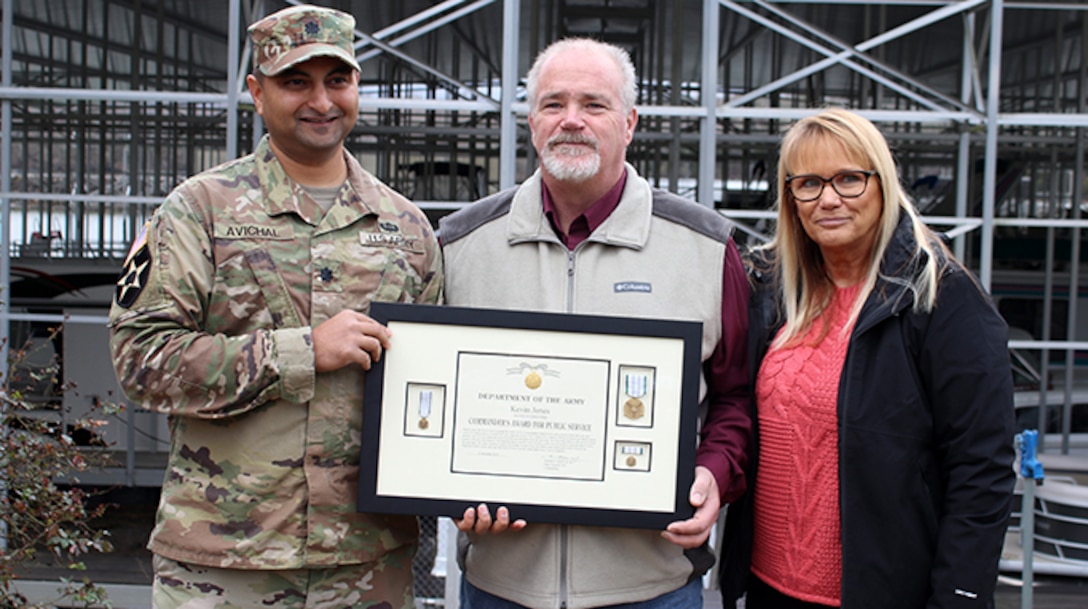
[764,107,948,347]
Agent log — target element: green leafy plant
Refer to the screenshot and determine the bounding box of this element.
[0,327,115,608]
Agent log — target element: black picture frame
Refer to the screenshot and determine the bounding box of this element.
[358,301,702,529]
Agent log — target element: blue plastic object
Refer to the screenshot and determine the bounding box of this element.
[1018,430,1045,481]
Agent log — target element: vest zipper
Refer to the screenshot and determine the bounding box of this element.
[566,250,576,313]
[561,249,575,609]
[559,524,569,609]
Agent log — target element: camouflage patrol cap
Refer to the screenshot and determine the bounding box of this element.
[249,4,361,76]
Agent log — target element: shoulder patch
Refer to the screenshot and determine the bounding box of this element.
[115,229,152,309]
[122,221,150,266]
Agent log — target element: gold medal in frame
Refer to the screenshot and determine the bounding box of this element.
[404,383,446,438]
[617,365,656,428]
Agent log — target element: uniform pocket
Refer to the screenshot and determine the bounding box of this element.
[210,242,302,331]
[316,240,424,313]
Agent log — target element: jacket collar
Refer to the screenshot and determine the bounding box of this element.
[253,135,378,230]
[856,212,926,328]
[506,163,652,249]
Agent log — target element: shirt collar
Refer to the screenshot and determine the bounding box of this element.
[542,170,628,249]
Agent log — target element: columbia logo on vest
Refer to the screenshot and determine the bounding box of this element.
[614,282,651,293]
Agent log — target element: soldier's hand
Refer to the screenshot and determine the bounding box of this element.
[455,503,527,535]
[312,310,392,372]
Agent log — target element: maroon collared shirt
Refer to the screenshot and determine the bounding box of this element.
[542,172,628,250]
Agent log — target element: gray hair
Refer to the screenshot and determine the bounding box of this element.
[524,38,637,114]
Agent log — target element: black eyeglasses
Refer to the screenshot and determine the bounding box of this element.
[785,170,878,202]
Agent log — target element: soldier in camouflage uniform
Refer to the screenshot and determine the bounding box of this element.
[108,5,443,608]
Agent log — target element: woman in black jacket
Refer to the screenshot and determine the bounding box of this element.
[719,108,1015,608]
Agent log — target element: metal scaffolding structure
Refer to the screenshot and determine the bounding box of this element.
[2,0,1088,462]
[5,0,1088,604]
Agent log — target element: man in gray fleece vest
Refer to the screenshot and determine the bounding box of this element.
[438,38,751,609]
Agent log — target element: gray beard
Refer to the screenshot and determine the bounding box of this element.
[541,150,601,182]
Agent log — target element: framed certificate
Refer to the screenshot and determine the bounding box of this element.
[358,302,702,529]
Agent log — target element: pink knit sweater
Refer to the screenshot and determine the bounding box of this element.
[751,284,861,606]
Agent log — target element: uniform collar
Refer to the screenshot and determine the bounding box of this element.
[253,135,378,229]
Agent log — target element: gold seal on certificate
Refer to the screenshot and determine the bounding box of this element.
[509,362,557,390]
[623,373,648,420]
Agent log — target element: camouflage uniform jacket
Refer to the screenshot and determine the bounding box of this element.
[108,135,443,569]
